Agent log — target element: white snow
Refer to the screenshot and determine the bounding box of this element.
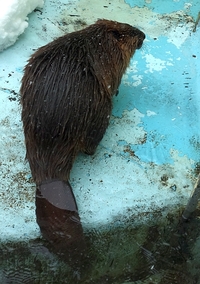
[0,0,44,52]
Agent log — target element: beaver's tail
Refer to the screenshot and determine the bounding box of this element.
[36,179,85,257]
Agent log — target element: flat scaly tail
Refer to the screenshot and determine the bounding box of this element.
[36,179,85,257]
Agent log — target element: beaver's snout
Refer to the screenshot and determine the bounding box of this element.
[129,26,145,49]
[136,30,145,49]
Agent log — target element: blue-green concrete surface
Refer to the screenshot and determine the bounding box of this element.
[125,0,200,17]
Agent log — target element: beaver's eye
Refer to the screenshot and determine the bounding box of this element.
[111,30,122,40]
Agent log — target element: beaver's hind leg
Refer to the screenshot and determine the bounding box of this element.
[82,109,111,155]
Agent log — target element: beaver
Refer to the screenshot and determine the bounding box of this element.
[20,19,145,253]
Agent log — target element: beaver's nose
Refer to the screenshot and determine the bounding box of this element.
[136,31,145,49]
[141,32,145,40]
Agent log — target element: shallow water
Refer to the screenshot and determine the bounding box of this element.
[1,207,200,283]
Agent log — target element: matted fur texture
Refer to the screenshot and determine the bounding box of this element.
[21,19,145,184]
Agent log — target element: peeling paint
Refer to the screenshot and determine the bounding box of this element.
[144,54,173,73]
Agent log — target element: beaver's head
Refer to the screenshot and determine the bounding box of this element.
[95,19,145,54]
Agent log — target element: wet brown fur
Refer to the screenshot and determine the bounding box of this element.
[21,19,145,184]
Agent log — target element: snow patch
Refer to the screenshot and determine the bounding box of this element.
[0,0,44,52]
